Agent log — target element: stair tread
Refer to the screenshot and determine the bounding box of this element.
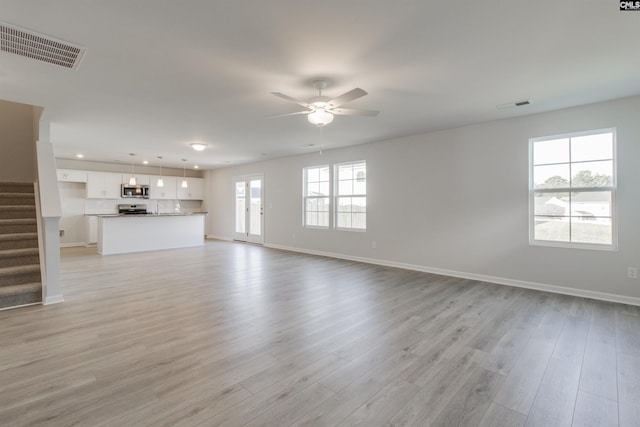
[0,218,36,224]
[0,232,38,241]
[0,282,41,296]
[0,263,40,275]
[0,192,35,197]
[0,205,36,210]
[0,248,39,258]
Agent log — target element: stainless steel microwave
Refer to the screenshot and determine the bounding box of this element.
[121,184,150,199]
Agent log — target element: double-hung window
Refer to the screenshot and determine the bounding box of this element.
[303,165,330,228]
[303,161,367,230]
[529,128,616,249]
[335,161,366,230]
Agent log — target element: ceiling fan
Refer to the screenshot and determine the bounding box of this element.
[269,80,379,126]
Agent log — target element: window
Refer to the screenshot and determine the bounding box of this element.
[335,161,366,230]
[303,165,330,227]
[302,161,367,230]
[530,129,616,249]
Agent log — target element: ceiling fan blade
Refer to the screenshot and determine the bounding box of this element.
[326,88,368,108]
[331,108,379,117]
[270,92,312,109]
[265,110,311,118]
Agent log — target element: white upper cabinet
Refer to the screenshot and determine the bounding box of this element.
[121,174,151,186]
[86,172,121,199]
[57,169,88,183]
[58,169,203,201]
[177,178,204,200]
[150,176,177,200]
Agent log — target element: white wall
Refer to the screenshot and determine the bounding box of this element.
[205,95,640,304]
[0,99,37,182]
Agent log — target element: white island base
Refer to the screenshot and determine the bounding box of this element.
[98,214,206,255]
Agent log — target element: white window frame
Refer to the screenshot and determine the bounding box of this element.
[334,160,367,231]
[529,128,617,251]
[303,165,330,228]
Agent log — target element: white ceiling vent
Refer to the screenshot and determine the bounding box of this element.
[0,22,85,70]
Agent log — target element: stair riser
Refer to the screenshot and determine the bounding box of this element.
[0,239,38,250]
[0,272,42,287]
[0,291,41,310]
[0,224,37,234]
[0,184,34,194]
[0,210,36,220]
[0,198,35,206]
[0,255,40,269]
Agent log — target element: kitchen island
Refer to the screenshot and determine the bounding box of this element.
[97,213,207,255]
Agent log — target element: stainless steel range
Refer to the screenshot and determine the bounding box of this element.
[117,204,148,215]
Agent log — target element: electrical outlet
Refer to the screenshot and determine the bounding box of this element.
[59,230,65,237]
[627,267,638,279]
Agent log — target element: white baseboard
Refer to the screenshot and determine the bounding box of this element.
[265,243,640,307]
[44,295,64,305]
[60,242,86,248]
[0,302,41,312]
[206,235,233,242]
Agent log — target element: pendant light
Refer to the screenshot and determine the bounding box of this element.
[156,156,164,187]
[128,153,137,185]
[181,159,188,188]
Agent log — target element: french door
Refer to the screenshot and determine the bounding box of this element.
[233,175,264,244]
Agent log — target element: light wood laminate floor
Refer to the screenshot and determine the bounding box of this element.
[1,241,639,426]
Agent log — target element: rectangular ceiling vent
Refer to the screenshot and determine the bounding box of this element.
[497,99,532,109]
[0,22,85,70]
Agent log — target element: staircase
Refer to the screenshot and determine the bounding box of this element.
[0,182,42,310]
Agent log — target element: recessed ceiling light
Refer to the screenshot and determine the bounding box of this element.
[191,143,207,151]
[142,160,149,164]
[193,165,199,169]
[76,153,84,158]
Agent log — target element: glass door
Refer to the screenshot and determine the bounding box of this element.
[233,175,264,244]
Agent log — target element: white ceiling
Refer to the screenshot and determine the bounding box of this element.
[1,1,639,170]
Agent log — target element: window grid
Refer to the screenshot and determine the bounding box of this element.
[303,165,330,228]
[530,129,616,250]
[335,161,366,230]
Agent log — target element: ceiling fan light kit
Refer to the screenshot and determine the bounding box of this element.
[270,79,379,127]
[308,109,334,126]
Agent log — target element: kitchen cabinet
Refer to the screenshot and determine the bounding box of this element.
[57,169,87,183]
[58,169,203,200]
[150,176,177,200]
[97,213,206,255]
[177,177,204,200]
[86,172,121,199]
[86,215,98,245]
[121,174,150,186]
